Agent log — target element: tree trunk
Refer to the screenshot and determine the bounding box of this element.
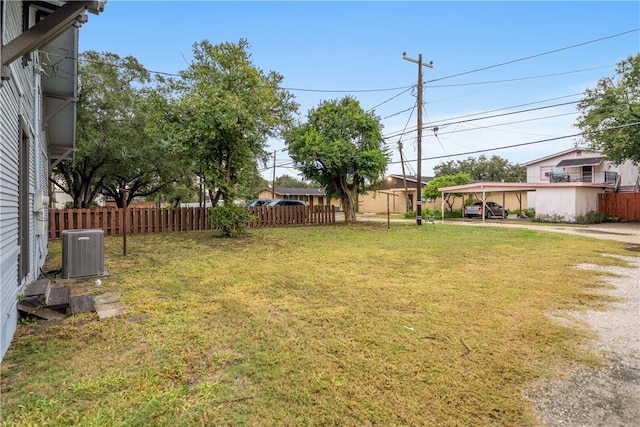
[340,182,358,222]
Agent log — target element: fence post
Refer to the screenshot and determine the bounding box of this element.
[122,189,129,256]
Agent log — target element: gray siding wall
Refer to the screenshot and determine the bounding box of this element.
[1,0,50,360]
[0,78,21,359]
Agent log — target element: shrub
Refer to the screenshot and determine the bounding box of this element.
[512,209,535,218]
[404,208,464,220]
[576,211,607,224]
[533,213,568,223]
[210,204,254,237]
[422,208,443,220]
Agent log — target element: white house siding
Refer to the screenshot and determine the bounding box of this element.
[0,0,50,360]
[574,187,602,217]
[534,187,577,221]
[534,186,603,221]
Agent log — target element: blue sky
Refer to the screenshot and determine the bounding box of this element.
[79,1,640,181]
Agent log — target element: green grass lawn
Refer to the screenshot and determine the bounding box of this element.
[1,223,634,426]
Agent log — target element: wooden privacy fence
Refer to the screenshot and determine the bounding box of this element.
[598,193,640,221]
[48,205,336,238]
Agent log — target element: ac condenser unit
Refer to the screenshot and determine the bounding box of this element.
[61,229,105,279]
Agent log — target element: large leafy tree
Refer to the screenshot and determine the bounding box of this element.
[51,51,150,207]
[52,51,191,208]
[423,173,471,213]
[286,97,389,222]
[102,86,194,208]
[174,39,298,205]
[433,155,525,182]
[576,54,640,165]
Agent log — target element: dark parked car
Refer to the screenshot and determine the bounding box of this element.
[464,201,508,218]
[264,199,305,207]
[245,198,276,207]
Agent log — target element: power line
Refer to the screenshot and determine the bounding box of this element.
[387,121,640,164]
[41,49,416,94]
[436,111,578,136]
[383,99,581,140]
[426,64,616,88]
[381,93,585,139]
[382,106,416,120]
[366,86,414,113]
[426,28,639,83]
[280,85,414,94]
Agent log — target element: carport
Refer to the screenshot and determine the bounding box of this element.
[437,182,539,222]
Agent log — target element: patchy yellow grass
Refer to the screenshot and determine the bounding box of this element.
[1,223,633,426]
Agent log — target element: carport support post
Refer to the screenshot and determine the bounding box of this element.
[440,192,445,223]
[503,191,506,219]
[482,189,486,222]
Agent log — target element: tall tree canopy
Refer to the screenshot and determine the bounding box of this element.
[576,54,640,165]
[174,39,298,205]
[286,97,389,222]
[52,51,149,207]
[433,155,525,182]
[52,51,191,208]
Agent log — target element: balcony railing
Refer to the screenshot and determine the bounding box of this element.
[549,170,617,184]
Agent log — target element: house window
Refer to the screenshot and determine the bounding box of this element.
[539,166,552,182]
[19,118,31,283]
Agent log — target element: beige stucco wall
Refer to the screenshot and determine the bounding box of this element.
[359,190,414,214]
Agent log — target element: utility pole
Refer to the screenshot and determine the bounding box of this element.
[398,141,411,213]
[271,150,276,198]
[403,52,433,226]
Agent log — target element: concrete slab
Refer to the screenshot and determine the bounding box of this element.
[93,292,127,319]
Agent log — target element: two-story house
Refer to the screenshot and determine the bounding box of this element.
[522,147,639,221]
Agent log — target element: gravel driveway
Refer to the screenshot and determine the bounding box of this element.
[463,221,640,426]
[524,254,640,426]
[360,216,640,424]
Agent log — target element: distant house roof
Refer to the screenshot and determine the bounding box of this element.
[388,174,433,184]
[555,157,604,167]
[522,148,603,166]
